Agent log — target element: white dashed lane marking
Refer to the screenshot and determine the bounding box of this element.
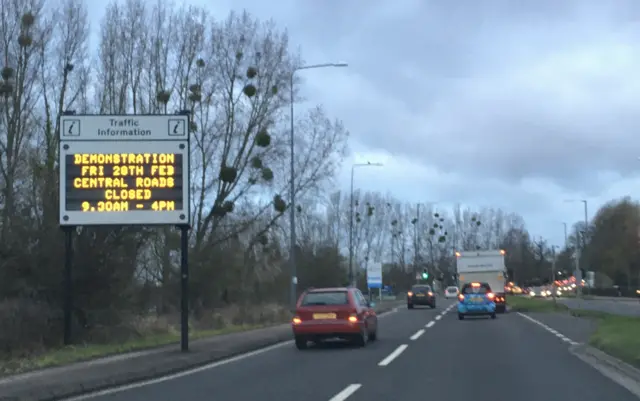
[328,384,362,401]
[378,344,408,366]
[406,302,456,344]
[410,329,425,340]
[517,312,579,346]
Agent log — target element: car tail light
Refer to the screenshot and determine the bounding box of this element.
[487,292,495,300]
[407,291,413,296]
[458,294,464,301]
[292,316,302,324]
[348,314,358,323]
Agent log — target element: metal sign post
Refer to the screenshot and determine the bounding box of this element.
[58,113,191,350]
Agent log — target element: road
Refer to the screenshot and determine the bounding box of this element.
[69,300,639,401]
[559,297,640,317]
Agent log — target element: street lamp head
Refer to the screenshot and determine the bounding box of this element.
[353,162,383,168]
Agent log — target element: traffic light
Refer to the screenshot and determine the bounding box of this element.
[421,269,429,279]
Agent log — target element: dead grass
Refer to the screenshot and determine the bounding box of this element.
[0,301,291,377]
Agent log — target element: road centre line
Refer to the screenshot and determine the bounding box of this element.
[435,315,441,320]
[328,384,362,401]
[426,320,435,328]
[378,344,408,366]
[410,329,425,340]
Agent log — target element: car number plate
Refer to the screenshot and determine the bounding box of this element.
[416,294,425,297]
[312,313,336,319]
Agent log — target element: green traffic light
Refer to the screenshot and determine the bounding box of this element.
[422,273,428,279]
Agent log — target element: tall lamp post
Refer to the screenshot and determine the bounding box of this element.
[564,199,588,296]
[289,62,347,311]
[348,162,383,287]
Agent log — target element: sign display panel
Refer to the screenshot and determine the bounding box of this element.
[59,115,190,226]
[367,262,383,289]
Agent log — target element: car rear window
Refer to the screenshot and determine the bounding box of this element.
[412,285,431,292]
[301,291,349,306]
[446,287,457,292]
[462,283,491,294]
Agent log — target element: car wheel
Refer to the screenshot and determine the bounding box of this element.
[369,327,378,342]
[458,313,464,320]
[407,303,414,309]
[354,330,368,347]
[491,313,497,319]
[295,336,308,350]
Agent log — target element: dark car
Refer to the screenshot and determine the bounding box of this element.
[291,287,378,350]
[407,284,436,309]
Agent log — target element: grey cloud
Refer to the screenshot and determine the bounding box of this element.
[288,0,640,194]
[126,0,640,234]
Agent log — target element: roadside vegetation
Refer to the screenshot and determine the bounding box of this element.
[569,309,640,368]
[508,296,568,313]
[512,297,640,369]
[2,300,402,376]
[1,322,269,376]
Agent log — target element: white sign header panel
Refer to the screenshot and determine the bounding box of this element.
[59,114,188,141]
[59,140,190,226]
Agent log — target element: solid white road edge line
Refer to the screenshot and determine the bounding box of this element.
[426,321,435,328]
[410,329,425,340]
[328,384,362,401]
[63,305,403,400]
[516,312,579,346]
[378,344,408,366]
[63,340,294,400]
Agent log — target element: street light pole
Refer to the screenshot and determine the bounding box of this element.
[289,62,347,311]
[348,162,383,288]
[564,199,588,297]
[581,199,589,294]
[551,245,557,304]
[414,203,420,283]
[563,222,568,246]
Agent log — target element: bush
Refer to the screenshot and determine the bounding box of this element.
[0,298,62,358]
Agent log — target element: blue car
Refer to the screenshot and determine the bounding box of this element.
[457,282,497,320]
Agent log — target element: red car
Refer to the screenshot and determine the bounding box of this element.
[291,287,378,350]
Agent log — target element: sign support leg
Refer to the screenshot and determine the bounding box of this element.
[179,225,190,352]
[63,226,74,345]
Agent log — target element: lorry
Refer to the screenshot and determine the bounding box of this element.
[456,250,508,313]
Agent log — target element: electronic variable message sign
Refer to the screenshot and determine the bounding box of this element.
[58,115,190,226]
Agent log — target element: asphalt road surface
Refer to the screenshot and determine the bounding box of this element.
[559,297,640,317]
[69,300,639,401]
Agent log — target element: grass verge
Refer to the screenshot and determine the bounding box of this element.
[2,300,401,377]
[508,296,569,313]
[569,309,640,369]
[0,324,270,377]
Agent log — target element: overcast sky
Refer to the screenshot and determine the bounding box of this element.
[90,0,640,246]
